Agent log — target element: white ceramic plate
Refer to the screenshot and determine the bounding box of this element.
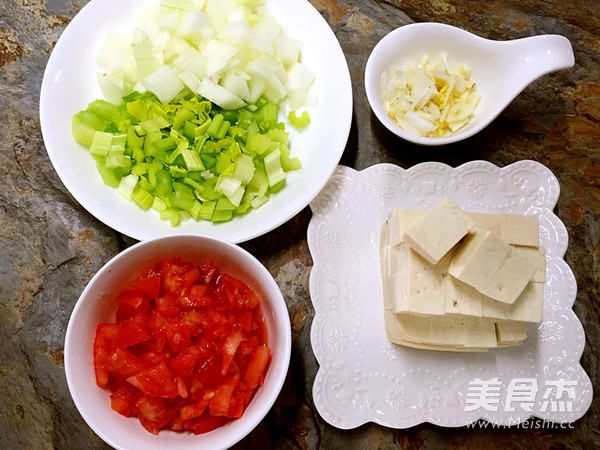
[40,0,352,243]
[308,161,593,429]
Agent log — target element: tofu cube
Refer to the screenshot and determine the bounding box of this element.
[449,227,534,304]
[402,198,474,265]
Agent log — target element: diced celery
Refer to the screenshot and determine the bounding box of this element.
[263,148,286,186]
[287,110,310,128]
[160,208,181,226]
[212,198,235,222]
[89,131,114,157]
[117,174,138,201]
[96,164,120,188]
[181,148,204,171]
[198,200,217,220]
[132,186,154,210]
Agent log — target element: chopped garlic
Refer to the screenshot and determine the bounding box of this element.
[381,53,480,138]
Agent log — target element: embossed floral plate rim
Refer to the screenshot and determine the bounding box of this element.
[307,160,592,430]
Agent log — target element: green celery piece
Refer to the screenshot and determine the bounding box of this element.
[127,127,145,154]
[194,176,219,201]
[249,193,269,209]
[245,133,277,156]
[183,176,203,192]
[206,114,224,138]
[86,99,133,132]
[117,174,138,201]
[152,196,168,212]
[263,148,286,186]
[147,161,163,187]
[105,154,132,171]
[219,109,239,124]
[269,178,286,193]
[287,110,311,128]
[197,200,216,221]
[173,108,196,131]
[279,144,302,172]
[96,164,120,188]
[160,208,181,227]
[254,103,278,128]
[89,131,114,157]
[72,110,108,147]
[212,198,235,222]
[132,186,154,210]
[183,120,197,142]
[236,109,254,129]
[143,130,163,157]
[138,175,154,193]
[155,169,173,197]
[168,190,194,211]
[140,115,170,133]
[232,153,255,184]
[246,165,269,197]
[131,162,150,176]
[181,148,204,171]
[168,165,188,179]
[154,137,177,154]
[266,128,289,145]
[234,191,252,215]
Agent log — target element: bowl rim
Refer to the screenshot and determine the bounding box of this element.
[364,22,493,146]
[64,234,292,449]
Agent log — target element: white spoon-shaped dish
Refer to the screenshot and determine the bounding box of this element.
[365,22,575,146]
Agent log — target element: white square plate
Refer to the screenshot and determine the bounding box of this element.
[308,160,592,428]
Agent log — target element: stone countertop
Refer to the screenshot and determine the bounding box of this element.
[1,0,598,448]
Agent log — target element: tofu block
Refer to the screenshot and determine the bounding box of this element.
[449,227,534,304]
[469,213,539,247]
[402,198,475,265]
[481,282,544,323]
[445,276,483,317]
[513,246,546,283]
[496,321,527,345]
[388,209,424,247]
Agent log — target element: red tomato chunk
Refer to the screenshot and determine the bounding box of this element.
[93,258,272,435]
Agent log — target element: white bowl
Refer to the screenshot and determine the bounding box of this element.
[365,22,574,146]
[39,0,352,243]
[64,235,291,450]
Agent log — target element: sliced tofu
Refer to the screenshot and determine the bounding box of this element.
[448,227,534,304]
[402,198,474,265]
[496,321,527,345]
[513,246,546,283]
[445,276,483,317]
[481,281,544,323]
[389,209,423,247]
[469,213,539,247]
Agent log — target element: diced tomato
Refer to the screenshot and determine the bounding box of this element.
[127,362,180,398]
[110,385,141,417]
[236,337,259,363]
[242,344,271,390]
[94,323,117,387]
[108,348,145,379]
[178,284,211,309]
[93,257,271,435]
[126,271,162,300]
[199,261,219,285]
[208,371,240,416]
[166,318,198,353]
[162,259,185,294]
[113,315,152,348]
[169,345,203,377]
[238,311,253,334]
[227,388,253,419]
[221,327,244,375]
[191,414,229,435]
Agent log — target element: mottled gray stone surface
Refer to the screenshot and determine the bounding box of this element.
[1,0,598,448]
